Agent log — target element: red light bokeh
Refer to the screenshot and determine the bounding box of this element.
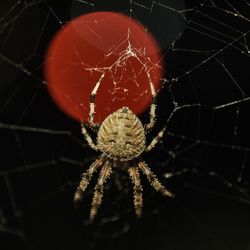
[44,11,163,123]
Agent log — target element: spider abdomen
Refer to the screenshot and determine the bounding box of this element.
[97,107,146,161]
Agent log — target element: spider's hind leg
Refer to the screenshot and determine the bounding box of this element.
[138,161,174,198]
[90,160,112,222]
[128,165,143,218]
[74,157,104,202]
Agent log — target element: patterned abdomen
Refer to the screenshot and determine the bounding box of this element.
[97,107,146,161]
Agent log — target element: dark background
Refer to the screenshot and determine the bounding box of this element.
[0,0,250,250]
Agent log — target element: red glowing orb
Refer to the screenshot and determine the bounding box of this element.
[44,11,163,123]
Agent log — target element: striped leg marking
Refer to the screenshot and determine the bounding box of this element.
[88,73,105,128]
[145,71,157,131]
[81,123,98,151]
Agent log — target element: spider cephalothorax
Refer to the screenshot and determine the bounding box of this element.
[74,73,174,221]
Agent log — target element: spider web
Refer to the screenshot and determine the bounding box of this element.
[0,0,250,249]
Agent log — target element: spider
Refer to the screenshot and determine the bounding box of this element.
[74,72,174,221]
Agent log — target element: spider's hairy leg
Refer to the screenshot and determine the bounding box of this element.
[90,160,112,222]
[145,71,157,131]
[89,72,105,128]
[74,157,104,202]
[145,126,166,152]
[81,124,98,151]
[128,165,143,218]
[138,161,174,198]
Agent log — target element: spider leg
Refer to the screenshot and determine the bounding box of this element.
[89,72,105,128]
[138,161,174,198]
[81,123,98,151]
[90,160,112,222]
[145,126,166,152]
[145,71,157,131]
[128,164,143,218]
[74,157,104,202]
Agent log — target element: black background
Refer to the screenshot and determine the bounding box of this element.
[0,0,250,250]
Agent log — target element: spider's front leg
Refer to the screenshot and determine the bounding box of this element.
[145,126,166,152]
[81,73,106,150]
[81,124,99,151]
[88,72,105,128]
[145,71,157,131]
[144,71,167,151]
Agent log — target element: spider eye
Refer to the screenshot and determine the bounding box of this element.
[125,141,132,146]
